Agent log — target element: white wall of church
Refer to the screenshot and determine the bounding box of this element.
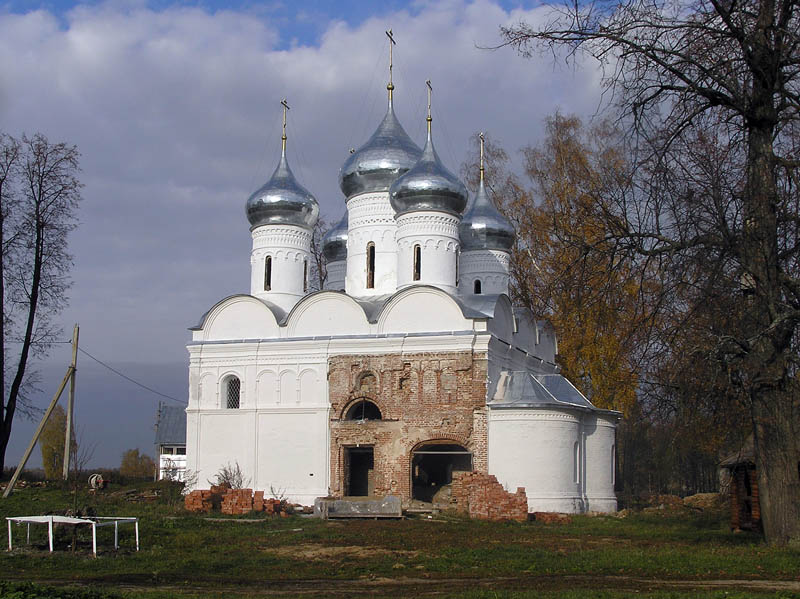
[459,250,510,296]
[395,211,460,293]
[584,413,618,512]
[488,408,585,513]
[287,292,370,338]
[250,224,313,312]
[200,297,280,342]
[345,192,398,296]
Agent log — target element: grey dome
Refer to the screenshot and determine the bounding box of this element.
[460,179,515,251]
[246,149,319,230]
[322,211,348,262]
[339,100,422,198]
[389,127,468,217]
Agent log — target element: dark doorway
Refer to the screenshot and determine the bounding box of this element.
[345,447,374,497]
[412,443,472,502]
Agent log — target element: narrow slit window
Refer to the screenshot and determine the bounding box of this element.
[264,256,272,291]
[574,441,580,484]
[303,259,308,293]
[225,376,241,409]
[366,242,375,289]
[413,244,421,281]
[474,279,482,295]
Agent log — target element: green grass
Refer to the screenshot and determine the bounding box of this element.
[1,481,798,598]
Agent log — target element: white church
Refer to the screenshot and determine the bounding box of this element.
[184,55,619,513]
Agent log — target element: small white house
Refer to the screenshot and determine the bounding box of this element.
[155,404,187,481]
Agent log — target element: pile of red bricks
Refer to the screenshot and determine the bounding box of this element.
[185,486,289,516]
[451,471,528,522]
[221,488,254,515]
[184,484,230,512]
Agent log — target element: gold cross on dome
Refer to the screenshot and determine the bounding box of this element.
[426,79,432,132]
[479,132,485,181]
[386,29,396,99]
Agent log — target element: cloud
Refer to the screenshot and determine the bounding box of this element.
[0,0,603,365]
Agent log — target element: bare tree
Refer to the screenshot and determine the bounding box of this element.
[0,133,82,474]
[501,0,800,544]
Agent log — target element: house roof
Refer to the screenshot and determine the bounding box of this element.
[720,436,755,467]
[155,405,186,445]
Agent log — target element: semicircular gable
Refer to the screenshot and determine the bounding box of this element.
[378,287,471,334]
[488,294,514,344]
[287,291,370,337]
[201,295,280,341]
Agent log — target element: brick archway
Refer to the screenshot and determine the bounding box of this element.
[410,440,473,503]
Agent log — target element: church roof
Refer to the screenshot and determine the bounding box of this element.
[389,118,467,217]
[489,371,620,415]
[339,99,422,198]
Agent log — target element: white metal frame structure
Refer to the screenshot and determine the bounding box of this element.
[6,515,139,557]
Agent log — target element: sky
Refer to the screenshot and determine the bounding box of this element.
[1,0,605,468]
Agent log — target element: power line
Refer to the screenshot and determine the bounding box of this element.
[77,348,187,405]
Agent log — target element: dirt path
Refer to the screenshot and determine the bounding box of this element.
[24,575,800,597]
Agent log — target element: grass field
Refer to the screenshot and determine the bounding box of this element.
[1,480,798,598]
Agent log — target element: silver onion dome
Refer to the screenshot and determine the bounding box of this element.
[246,148,319,230]
[460,178,515,251]
[322,211,348,262]
[389,126,468,217]
[339,100,422,199]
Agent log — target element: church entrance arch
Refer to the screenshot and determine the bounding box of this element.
[411,442,472,503]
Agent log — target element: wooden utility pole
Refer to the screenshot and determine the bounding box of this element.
[62,324,79,479]
[3,325,79,498]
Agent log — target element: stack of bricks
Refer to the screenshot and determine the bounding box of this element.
[451,471,528,522]
[184,490,211,512]
[221,488,254,515]
[184,484,230,513]
[263,498,283,515]
[184,487,290,516]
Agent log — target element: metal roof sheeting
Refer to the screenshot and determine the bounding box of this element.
[155,405,186,445]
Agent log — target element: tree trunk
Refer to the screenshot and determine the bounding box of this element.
[743,51,799,541]
[752,387,800,545]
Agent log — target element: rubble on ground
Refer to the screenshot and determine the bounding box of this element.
[450,471,528,522]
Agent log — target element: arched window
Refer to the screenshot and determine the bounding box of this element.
[225,376,241,409]
[345,400,382,420]
[573,441,580,484]
[303,259,308,293]
[264,256,272,291]
[366,242,375,289]
[473,279,482,295]
[413,244,421,281]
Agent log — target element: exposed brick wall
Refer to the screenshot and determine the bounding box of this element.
[328,351,488,503]
[450,471,528,521]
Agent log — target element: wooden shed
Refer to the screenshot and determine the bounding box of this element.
[720,437,761,531]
